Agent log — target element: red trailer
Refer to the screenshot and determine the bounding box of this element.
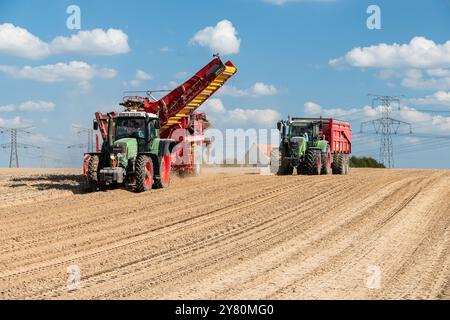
[320,118,352,154]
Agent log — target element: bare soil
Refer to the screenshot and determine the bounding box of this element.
[0,167,449,299]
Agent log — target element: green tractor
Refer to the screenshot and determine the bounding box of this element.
[84,110,175,192]
[275,117,332,175]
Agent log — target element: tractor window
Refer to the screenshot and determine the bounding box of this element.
[115,118,146,140]
[290,125,309,138]
[147,119,157,139]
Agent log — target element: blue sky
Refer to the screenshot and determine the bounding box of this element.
[0,0,449,168]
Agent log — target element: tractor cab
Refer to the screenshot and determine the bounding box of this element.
[112,111,160,153]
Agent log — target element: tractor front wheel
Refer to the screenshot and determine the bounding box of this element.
[305,149,321,175]
[136,155,154,192]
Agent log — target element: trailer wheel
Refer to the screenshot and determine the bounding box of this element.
[344,154,350,175]
[154,155,171,189]
[332,154,348,175]
[321,148,332,175]
[305,149,321,175]
[136,155,153,192]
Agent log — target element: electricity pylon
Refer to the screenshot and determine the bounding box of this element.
[360,95,412,168]
[0,126,41,168]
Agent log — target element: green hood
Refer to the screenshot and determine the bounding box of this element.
[113,138,138,167]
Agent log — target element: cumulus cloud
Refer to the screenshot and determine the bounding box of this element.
[0,61,117,83]
[331,37,450,91]
[190,20,241,55]
[125,69,153,87]
[219,82,278,97]
[330,37,450,69]
[0,23,50,59]
[304,101,379,118]
[410,91,450,107]
[50,28,130,56]
[0,23,130,59]
[201,98,280,128]
[0,100,55,112]
[0,116,25,127]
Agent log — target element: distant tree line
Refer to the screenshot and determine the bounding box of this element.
[349,156,385,168]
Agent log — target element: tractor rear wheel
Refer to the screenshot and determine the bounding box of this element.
[305,149,321,175]
[153,155,171,189]
[87,155,100,191]
[321,149,332,175]
[136,155,154,192]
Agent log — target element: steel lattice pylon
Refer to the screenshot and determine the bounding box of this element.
[360,95,412,168]
[0,126,40,168]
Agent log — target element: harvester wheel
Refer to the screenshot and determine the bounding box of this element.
[154,155,171,189]
[305,149,321,175]
[87,155,100,191]
[136,155,154,192]
[321,149,332,175]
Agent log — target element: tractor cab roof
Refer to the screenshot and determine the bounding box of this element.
[117,111,158,119]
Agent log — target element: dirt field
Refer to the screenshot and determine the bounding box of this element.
[0,167,449,300]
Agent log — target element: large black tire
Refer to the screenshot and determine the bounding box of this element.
[332,154,348,175]
[321,148,332,175]
[305,149,322,175]
[271,146,293,175]
[87,155,100,191]
[344,154,350,175]
[153,155,171,189]
[136,155,154,192]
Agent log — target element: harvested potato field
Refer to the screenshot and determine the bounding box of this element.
[0,168,449,299]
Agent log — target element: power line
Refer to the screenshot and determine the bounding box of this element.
[0,126,41,168]
[71,124,94,153]
[360,94,412,168]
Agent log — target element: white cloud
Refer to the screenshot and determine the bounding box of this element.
[190,20,241,55]
[0,100,55,112]
[330,37,450,69]
[410,91,450,107]
[0,23,130,59]
[50,28,130,56]
[303,101,377,118]
[159,46,170,53]
[125,69,153,87]
[219,82,278,97]
[136,69,153,81]
[401,71,450,90]
[0,116,24,127]
[201,98,280,128]
[0,61,117,83]
[0,23,50,59]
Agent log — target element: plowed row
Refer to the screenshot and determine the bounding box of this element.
[0,167,448,299]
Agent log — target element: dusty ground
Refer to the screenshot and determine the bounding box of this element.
[0,167,449,300]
